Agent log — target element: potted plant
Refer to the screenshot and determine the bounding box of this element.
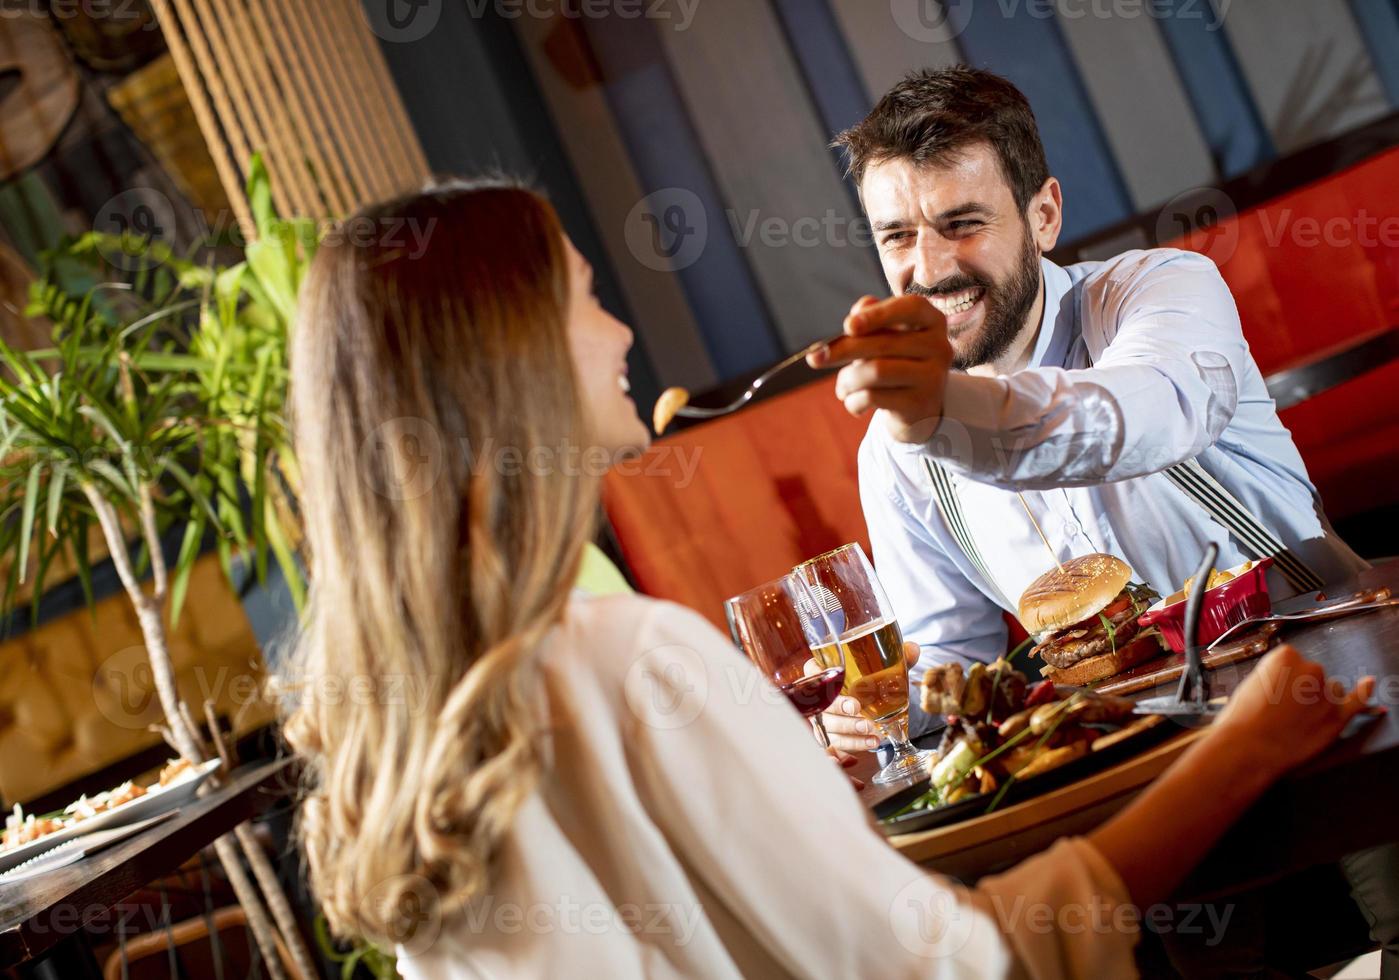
[1,156,314,977]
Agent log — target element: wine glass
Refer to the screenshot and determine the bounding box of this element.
[791,543,934,785]
[725,575,846,748]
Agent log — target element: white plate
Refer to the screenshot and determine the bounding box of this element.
[0,758,220,875]
[0,811,179,885]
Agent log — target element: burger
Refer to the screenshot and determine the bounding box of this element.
[1018,554,1165,686]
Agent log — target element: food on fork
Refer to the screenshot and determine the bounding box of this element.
[1019,554,1166,686]
[652,387,690,435]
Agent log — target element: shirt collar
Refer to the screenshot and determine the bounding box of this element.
[1028,257,1075,370]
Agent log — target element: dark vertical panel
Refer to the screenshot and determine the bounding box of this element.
[1154,0,1274,176]
[363,1,662,407]
[583,16,783,378]
[513,11,717,391]
[1351,0,1399,105]
[954,0,1134,240]
[827,0,963,105]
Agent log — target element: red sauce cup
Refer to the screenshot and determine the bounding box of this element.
[1137,557,1274,653]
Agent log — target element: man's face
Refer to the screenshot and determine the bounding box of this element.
[861,145,1054,369]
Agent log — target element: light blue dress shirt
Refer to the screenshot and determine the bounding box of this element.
[859,249,1368,679]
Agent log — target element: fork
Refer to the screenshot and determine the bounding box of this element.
[676,334,841,420]
[1205,587,1398,651]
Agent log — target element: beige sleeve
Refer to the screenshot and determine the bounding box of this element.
[971,836,1140,980]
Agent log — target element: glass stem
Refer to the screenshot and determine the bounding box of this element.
[810,715,831,750]
[879,714,918,758]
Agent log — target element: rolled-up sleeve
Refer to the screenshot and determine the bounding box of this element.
[972,837,1141,979]
[929,251,1246,490]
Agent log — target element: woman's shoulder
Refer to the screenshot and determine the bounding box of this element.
[542,592,731,683]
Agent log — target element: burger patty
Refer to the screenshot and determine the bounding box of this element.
[1032,595,1144,669]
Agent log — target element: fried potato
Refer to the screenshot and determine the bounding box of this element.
[652,387,690,435]
[1014,740,1090,779]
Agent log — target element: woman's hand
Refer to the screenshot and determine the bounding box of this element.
[806,641,922,753]
[1090,643,1381,907]
[825,746,866,791]
[1209,643,1379,778]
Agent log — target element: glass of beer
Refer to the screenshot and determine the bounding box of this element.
[726,575,846,749]
[791,543,934,785]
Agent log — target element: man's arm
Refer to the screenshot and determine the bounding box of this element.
[813,251,1248,491]
[935,252,1247,488]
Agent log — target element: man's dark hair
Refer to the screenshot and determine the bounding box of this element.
[834,66,1050,215]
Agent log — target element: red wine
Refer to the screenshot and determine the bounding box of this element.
[782,667,845,717]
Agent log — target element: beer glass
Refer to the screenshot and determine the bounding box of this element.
[791,543,933,785]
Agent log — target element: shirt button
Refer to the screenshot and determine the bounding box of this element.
[1064,522,1081,537]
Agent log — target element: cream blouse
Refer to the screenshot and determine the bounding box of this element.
[396,593,1139,979]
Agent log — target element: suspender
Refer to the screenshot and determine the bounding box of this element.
[926,456,1326,604]
[923,458,1013,610]
[1161,458,1325,593]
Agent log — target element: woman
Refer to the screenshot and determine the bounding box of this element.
[285,180,1376,978]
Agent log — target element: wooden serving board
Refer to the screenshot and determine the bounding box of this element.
[890,727,1205,873]
[1092,623,1281,696]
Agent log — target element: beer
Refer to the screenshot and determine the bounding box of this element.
[810,618,908,722]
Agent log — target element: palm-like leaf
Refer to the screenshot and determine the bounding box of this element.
[4,152,311,629]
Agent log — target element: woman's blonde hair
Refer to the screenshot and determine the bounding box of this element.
[284,181,599,945]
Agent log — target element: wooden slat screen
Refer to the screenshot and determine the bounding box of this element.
[147,0,430,235]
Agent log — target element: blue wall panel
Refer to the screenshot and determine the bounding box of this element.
[1154,0,1274,176]
[584,18,782,377]
[951,0,1134,240]
[1351,0,1399,106]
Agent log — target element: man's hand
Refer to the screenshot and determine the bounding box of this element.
[807,294,953,444]
[805,640,923,753]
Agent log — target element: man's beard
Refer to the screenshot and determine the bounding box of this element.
[907,229,1042,370]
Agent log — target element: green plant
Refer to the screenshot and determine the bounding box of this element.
[0,154,318,977]
[14,155,310,625]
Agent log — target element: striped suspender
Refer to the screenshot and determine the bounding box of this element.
[924,459,1014,609]
[924,456,1325,600]
[1161,459,1325,594]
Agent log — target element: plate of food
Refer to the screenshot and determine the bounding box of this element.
[0,757,220,875]
[875,659,1176,836]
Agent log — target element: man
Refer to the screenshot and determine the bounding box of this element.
[810,66,1391,977]
[811,66,1365,747]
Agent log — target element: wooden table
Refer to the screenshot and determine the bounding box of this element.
[859,560,1399,899]
[0,757,296,976]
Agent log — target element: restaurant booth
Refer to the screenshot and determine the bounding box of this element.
[0,1,1397,977]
